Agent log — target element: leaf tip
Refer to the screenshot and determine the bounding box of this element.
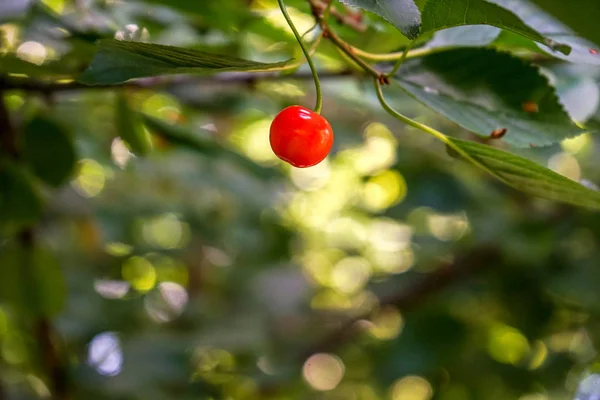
[545,38,572,55]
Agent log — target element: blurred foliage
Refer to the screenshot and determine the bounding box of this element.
[1,0,600,400]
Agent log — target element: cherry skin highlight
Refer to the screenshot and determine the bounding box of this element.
[269,105,334,168]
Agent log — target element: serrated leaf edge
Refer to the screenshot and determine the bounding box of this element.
[395,48,581,148]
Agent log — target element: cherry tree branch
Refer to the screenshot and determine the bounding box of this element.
[258,245,502,396]
[0,70,357,94]
[311,0,367,32]
[0,95,70,400]
[303,245,502,357]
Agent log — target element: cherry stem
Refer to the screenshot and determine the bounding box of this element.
[324,25,382,80]
[277,0,323,114]
[386,39,416,77]
[372,78,504,183]
[322,0,334,20]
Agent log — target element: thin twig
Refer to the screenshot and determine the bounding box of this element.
[277,0,324,113]
[0,70,357,94]
[308,0,386,81]
[323,26,383,80]
[311,0,366,32]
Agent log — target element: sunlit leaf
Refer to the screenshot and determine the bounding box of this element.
[426,25,501,49]
[79,40,292,85]
[421,0,571,55]
[449,138,600,210]
[339,0,421,39]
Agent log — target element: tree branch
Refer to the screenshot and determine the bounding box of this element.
[303,245,501,357]
[0,95,70,400]
[311,0,366,32]
[36,318,69,400]
[0,70,358,94]
[18,231,70,400]
[308,0,386,81]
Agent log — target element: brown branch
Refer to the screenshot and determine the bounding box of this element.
[311,0,367,32]
[19,223,70,400]
[0,70,358,94]
[0,96,70,400]
[303,245,501,357]
[20,232,70,400]
[36,319,69,399]
[308,0,385,81]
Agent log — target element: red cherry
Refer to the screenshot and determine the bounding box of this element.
[269,105,334,168]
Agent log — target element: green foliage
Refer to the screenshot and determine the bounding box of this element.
[493,0,600,65]
[449,138,600,210]
[0,245,66,317]
[420,0,571,54]
[79,40,292,84]
[0,159,42,235]
[339,0,422,39]
[142,114,279,180]
[1,0,600,399]
[425,25,500,48]
[22,114,77,187]
[115,94,153,156]
[394,48,583,147]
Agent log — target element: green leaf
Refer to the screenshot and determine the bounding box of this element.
[0,245,66,317]
[420,0,571,55]
[141,115,279,181]
[22,115,77,187]
[492,0,600,65]
[78,39,291,85]
[426,25,501,49]
[116,94,153,156]
[394,48,583,147]
[338,0,421,39]
[0,159,43,235]
[0,54,66,78]
[448,138,600,210]
[542,64,600,122]
[0,39,97,79]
